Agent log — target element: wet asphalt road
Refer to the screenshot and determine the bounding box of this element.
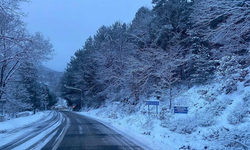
[42,111,144,150]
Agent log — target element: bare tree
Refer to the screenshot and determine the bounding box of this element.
[0,0,54,99]
[159,47,184,109]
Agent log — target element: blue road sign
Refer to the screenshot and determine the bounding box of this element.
[146,101,159,105]
[174,106,188,114]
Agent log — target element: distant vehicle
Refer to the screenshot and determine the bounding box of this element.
[72,103,80,111]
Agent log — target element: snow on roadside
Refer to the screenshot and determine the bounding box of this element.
[0,111,50,132]
[79,73,250,150]
[0,111,56,148]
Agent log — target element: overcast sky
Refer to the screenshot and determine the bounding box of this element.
[21,0,152,72]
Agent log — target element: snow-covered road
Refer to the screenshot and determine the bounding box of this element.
[42,111,147,149]
[0,110,150,150]
[0,111,66,150]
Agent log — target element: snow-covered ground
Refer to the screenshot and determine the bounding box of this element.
[0,111,49,132]
[1,72,249,150]
[0,111,63,150]
[79,69,250,150]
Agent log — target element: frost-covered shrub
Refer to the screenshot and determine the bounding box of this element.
[140,108,147,115]
[203,94,216,103]
[242,93,250,107]
[208,99,231,116]
[164,117,198,134]
[195,111,216,127]
[237,70,249,82]
[216,56,241,77]
[120,102,137,115]
[196,100,232,127]
[206,126,250,150]
[127,107,136,115]
[197,89,208,95]
[244,79,250,87]
[228,102,249,125]
[142,131,151,135]
[108,112,118,119]
[219,78,237,94]
[197,89,217,103]
[159,105,173,120]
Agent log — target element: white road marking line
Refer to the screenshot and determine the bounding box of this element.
[52,113,70,150]
[78,125,83,134]
[30,129,58,150]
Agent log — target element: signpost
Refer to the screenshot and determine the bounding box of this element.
[146,100,159,117]
[174,106,188,114]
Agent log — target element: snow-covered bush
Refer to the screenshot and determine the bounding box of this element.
[195,111,216,127]
[216,56,241,77]
[244,79,250,87]
[237,70,249,82]
[199,93,217,103]
[228,98,249,125]
[222,127,250,150]
[140,107,147,115]
[204,125,250,150]
[219,78,238,94]
[197,89,208,95]
[228,106,248,125]
[242,93,250,106]
[108,112,118,119]
[197,87,219,103]
[196,99,232,127]
[159,105,173,120]
[164,117,198,134]
[207,99,230,116]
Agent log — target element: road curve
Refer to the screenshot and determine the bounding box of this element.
[0,111,65,150]
[42,111,144,150]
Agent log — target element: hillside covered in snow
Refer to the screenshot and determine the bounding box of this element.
[60,0,250,149]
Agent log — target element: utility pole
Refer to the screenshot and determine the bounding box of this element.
[64,85,83,110]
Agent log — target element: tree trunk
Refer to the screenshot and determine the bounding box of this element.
[33,107,36,114]
[169,86,172,109]
[134,83,140,101]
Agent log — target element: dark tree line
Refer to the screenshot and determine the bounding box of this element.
[60,0,250,109]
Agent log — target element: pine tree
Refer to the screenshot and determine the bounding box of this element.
[19,62,40,114]
[151,0,193,49]
[190,45,216,84]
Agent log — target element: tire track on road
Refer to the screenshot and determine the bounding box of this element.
[0,111,64,150]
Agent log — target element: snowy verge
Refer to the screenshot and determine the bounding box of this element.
[77,71,250,150]
[0,111,61,149]
[0,111,50,132]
